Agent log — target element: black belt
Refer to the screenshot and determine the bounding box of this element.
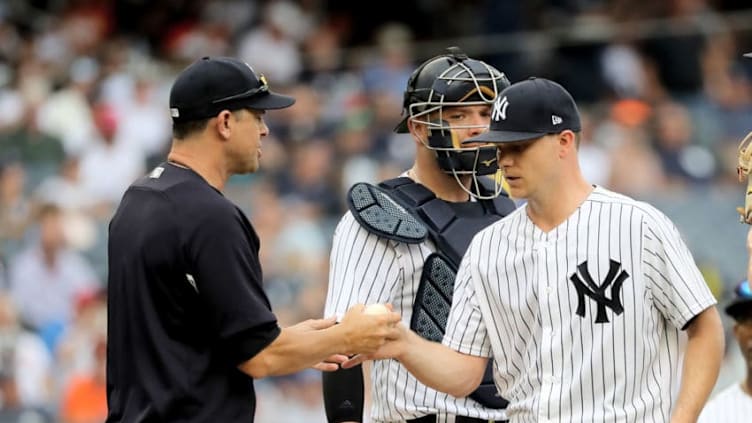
[405,415,502,423]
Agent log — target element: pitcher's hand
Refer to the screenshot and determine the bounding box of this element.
[338,304,401,356]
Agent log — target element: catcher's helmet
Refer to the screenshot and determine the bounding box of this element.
[395,47,510,199]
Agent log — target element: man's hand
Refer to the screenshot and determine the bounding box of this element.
[312,354,349,372]
[337,304,401,356]
[286,316,338,333]
[342,322,411,368]
[284,317,349,371]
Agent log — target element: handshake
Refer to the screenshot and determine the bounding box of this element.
[291,303,408,372]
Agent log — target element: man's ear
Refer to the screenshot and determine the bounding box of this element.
[555,130,574,159]
[408,118,427,145]
[216,110,232,139]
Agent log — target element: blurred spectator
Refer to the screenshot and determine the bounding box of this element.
[300,22,365,126]
[577,108,612,187]
[0,158,31,255]
[77,103,145,207]
[360,22,414,102]
[7,204,99,348]
[35,57,100,155]
[0,261,5,291]
[276,141,340,215]
[0,294,53,421]
[236,0,311,85]
[651,100,717,187]
[639,0,714,99]
[113,76,171,165]
[58,334,106,423]
[32,155,103,218]
[269,84,336,146]
[55,291,106,392]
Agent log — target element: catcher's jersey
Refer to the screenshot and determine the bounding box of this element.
[698,382,752,423]
[324,211,507,422]
[444,186,716,423]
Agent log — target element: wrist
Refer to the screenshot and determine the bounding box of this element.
[394,329,418,361]
[327,323,353,356]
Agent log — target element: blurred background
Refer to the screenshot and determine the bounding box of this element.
[0,0,751,421]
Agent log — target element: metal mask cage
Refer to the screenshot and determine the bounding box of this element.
[408,59,508,200]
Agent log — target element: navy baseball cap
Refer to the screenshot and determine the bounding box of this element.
[169,56,295,123]
[726,280,752,321]
[462,77,581,144]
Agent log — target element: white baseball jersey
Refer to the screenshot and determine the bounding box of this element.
[698,382,752,423]
[325,210,507,422]
[444,186,716,423]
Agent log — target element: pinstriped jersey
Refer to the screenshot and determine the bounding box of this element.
[698,382,752,423]
[324,211,507,422]
[443,186,717,423]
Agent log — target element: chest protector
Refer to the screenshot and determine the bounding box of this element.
[347,177,515,409]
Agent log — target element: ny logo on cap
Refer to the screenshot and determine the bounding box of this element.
[492,96,509,121]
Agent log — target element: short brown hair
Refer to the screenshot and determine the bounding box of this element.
[172,118,210,140]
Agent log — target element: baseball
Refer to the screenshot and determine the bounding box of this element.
[363,303,390,315]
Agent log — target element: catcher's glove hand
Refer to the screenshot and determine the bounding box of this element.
[737,131,752,224]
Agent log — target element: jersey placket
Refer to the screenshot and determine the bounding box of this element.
[534,232,560,423]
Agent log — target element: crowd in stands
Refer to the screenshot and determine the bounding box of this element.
[1,0,752,421]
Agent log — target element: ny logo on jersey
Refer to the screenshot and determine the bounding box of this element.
[492,96,509,121]
[568,259,629,324]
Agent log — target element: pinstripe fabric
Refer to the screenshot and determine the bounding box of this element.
[698,383,752,423]
[443,186,717,423]
[325,211,507,423]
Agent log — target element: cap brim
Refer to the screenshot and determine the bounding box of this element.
[725,298,752,319]
[393,116,409,133]
[462,130,546,144]
[246,92,296,110]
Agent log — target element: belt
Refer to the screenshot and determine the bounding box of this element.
[405,415,502,423]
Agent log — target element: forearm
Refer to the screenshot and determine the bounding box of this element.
[240,325,346,378]
[398,330,487,398]
[671,307,724,423]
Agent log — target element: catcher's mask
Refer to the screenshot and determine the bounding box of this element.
[395,47,510,200]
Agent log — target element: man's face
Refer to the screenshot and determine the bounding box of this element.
[227,108,268,174]
[495,134,559,199]
[436,104,492,144]
[40,212,65,252]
